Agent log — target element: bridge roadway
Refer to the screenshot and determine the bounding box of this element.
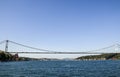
[8,51,119,54]
[0,40,120,54]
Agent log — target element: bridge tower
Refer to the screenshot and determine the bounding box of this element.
[5,40,9,52]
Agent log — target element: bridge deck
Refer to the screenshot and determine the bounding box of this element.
[8,52,120,54]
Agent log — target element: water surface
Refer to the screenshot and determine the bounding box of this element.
[0,60,120,77]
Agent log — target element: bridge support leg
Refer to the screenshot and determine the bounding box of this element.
[5,40,9,52]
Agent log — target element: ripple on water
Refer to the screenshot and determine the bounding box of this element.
[0,60,120,77]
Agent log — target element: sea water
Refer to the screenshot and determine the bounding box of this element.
[0,60,120,77]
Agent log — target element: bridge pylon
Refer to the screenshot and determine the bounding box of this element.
[5,40,9,52]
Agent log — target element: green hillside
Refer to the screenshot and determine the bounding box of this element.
[76,53,120,60]
[0,50,13,61]
[0,50,33,62]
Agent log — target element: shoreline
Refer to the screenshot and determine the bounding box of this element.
[1,50,120,62]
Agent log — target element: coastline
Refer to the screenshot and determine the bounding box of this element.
[1,50,120,62]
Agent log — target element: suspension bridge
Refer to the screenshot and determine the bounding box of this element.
[0,40,120,54]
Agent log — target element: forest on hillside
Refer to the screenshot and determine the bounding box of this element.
[76,53,120,60]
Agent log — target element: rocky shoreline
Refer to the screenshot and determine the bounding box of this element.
[0,50,34,62]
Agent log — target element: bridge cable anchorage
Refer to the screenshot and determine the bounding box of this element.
[8,40,60,52]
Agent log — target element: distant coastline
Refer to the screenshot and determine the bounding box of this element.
[0,50,120,62]
[76,53,120,60]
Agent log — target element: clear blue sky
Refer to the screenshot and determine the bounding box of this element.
[0,0,120,53]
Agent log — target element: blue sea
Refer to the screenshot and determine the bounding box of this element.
[0,60,120,77]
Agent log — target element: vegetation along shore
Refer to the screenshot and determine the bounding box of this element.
[0,50,37,62]
[76,53,120,60]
